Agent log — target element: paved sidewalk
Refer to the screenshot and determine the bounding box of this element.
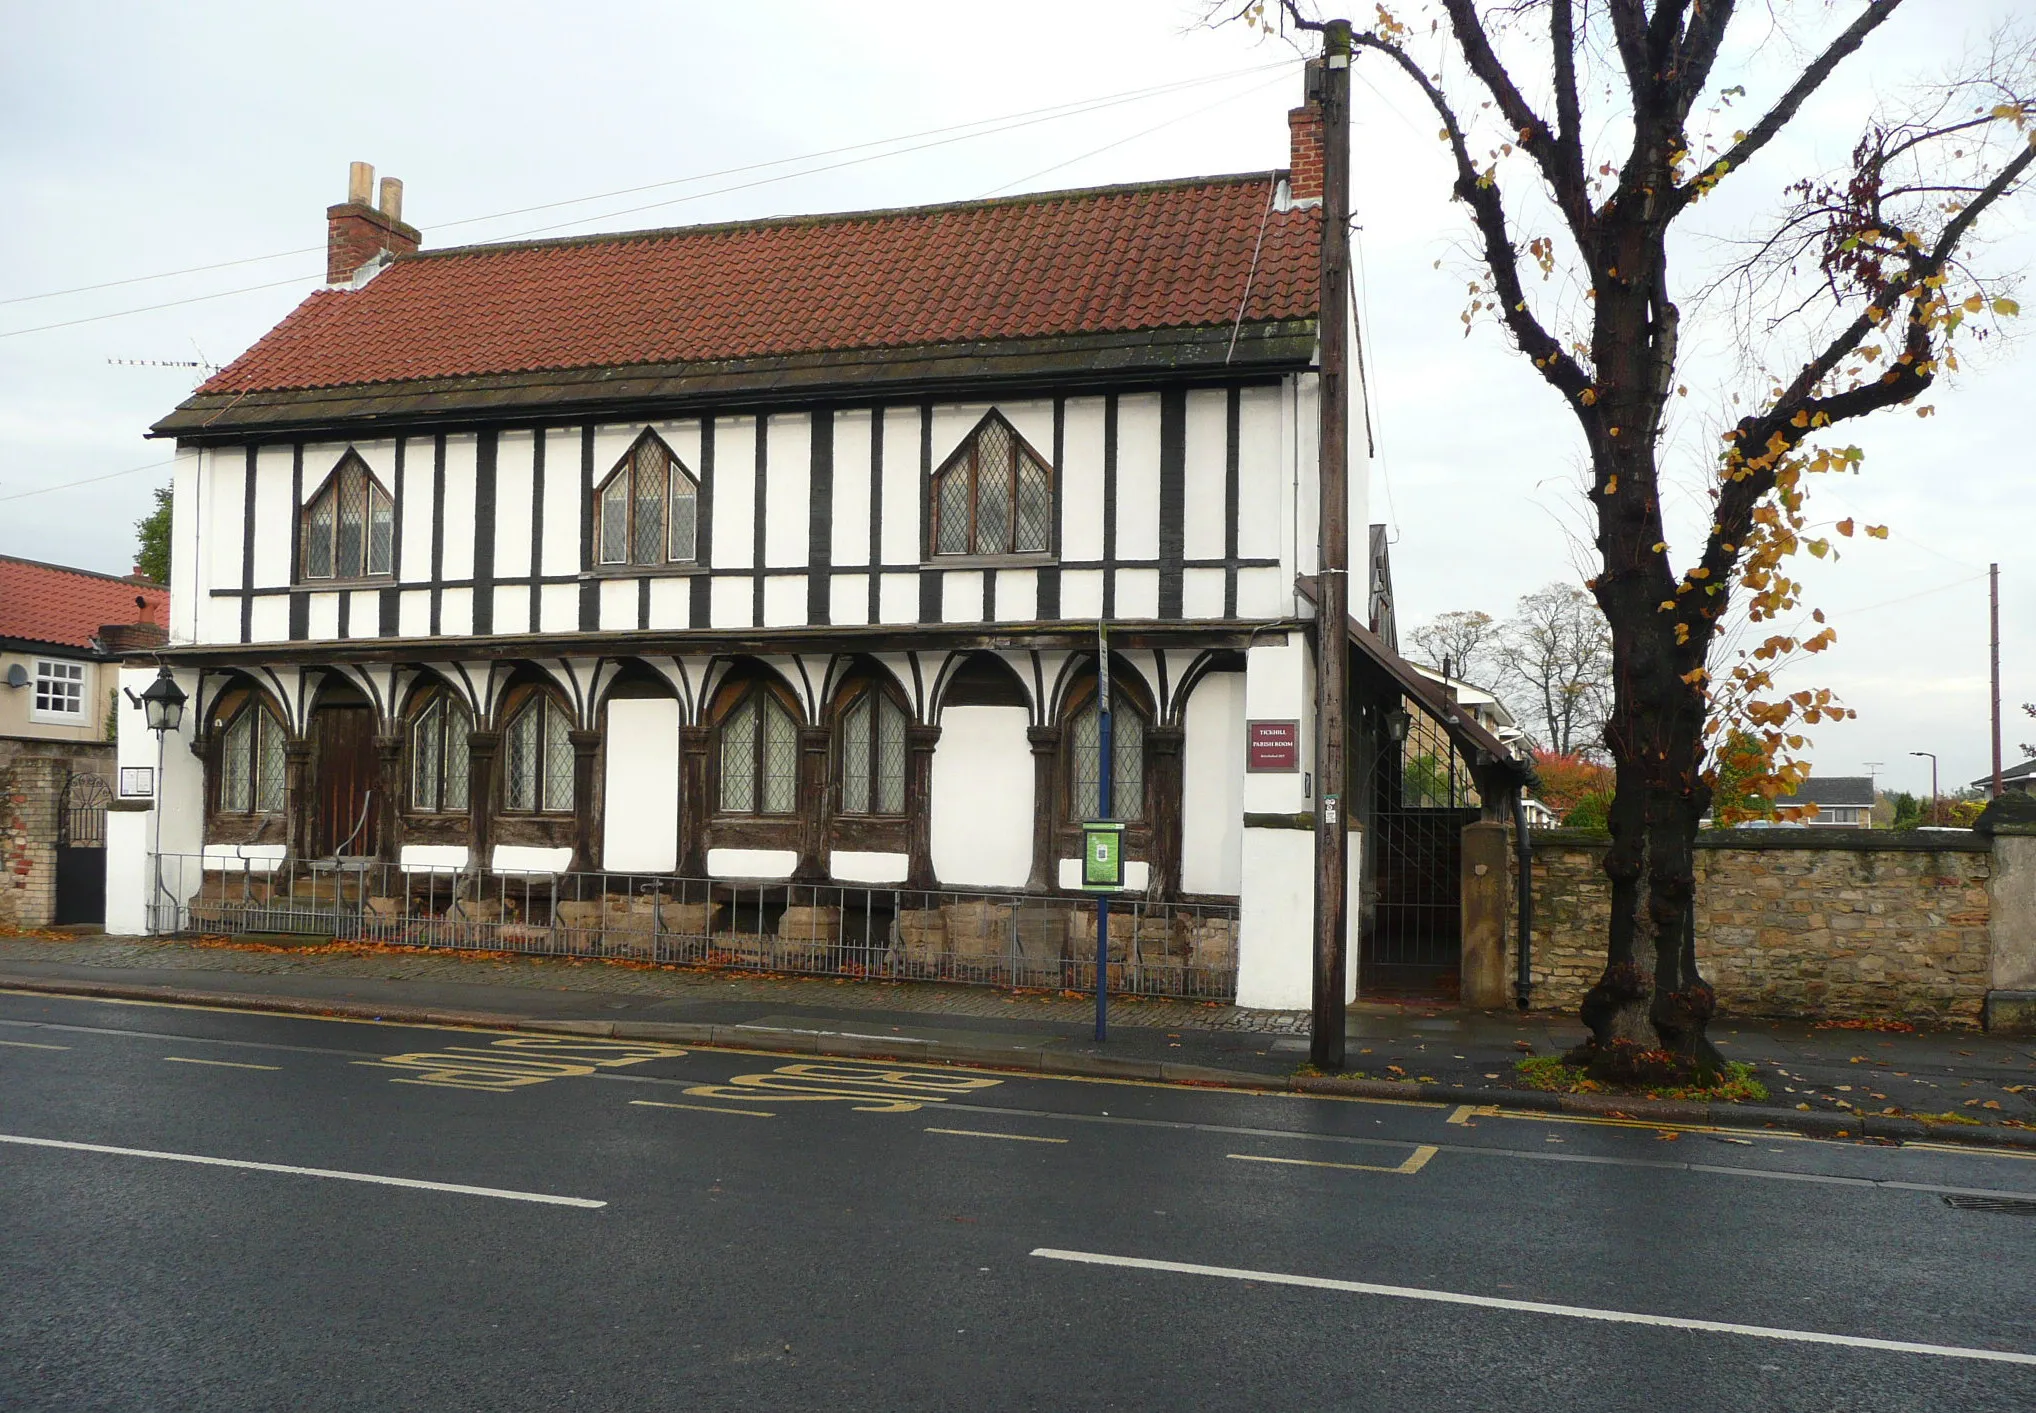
[3,929,2031,1141]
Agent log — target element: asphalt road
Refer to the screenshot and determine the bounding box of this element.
[3,988,2033,1412]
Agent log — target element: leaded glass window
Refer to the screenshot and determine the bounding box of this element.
[1068,699,1145,822]
[302,453,393,580]
[596,431,699,568]
[410,696,471,813]
[504,693,574,813]
[219,703,285,814]
[838,685,908,816]
[931,412,1053,557]
[718,685,798,815]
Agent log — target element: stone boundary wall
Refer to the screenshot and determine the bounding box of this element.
[0,755,65,930]
[1506,829,1995,1025]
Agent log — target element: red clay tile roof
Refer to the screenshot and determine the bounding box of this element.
[200,174,1318,394]
[0,556,168,653]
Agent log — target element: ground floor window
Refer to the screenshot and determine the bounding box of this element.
[504,693,573,813]
[220,704,286,813]
[1068,700,1145,821]
[719,685,799,815]
[410,696,471,813]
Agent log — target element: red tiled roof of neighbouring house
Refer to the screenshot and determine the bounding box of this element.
[198,174,1319,394]
[0,556,168,653]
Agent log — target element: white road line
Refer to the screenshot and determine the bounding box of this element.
[0,1039,68,1050]
[925,1127,1068,1144]
[1229,1145,1436,1175]
[630,1099,774,1118]
[0,1133,605,1208]
[1030,1250,2036,1366]
[163,1056,280,1071]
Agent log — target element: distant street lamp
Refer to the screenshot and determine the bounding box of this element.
[1909,750,1939,826]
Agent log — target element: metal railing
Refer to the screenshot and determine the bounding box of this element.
[150,853,1240,1001]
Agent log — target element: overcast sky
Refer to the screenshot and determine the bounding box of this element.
[2,1,2027,798]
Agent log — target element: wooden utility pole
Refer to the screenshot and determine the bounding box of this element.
[1309,17,1353,1072]
[1991,562,2003,798]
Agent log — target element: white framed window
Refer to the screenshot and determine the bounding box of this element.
[931,410,1053,557]
[31,659,87,723]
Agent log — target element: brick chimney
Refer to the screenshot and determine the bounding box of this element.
[327,161,421,286]
[1287,60,1325,204]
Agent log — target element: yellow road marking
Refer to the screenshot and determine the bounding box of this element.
[1477,1107,1808,1142]
[1229,1144,1438,1176]
[0,1039,68,1050]
[1902,1140,2036,1163]
[164,1056,280,1071]
[631,1099,774,1118]
[925,1127,1068,1144]
[1446,1105,1477,1125]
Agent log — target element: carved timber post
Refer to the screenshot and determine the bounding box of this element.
[1147,724,1184,900]
[283,740,312,866]
[1026,725,1061,892]
[466,729,500,882]
[568,729,601,872]
[678,725,711,876]
[794,724,830,882]
[906,723,941,889]
[374,734,404,865]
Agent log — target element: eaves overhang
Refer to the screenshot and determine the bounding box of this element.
[152,320,1319,444]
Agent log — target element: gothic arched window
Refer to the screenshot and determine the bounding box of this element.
[931,412,1052,556]
[218,699,287,814]
[835,680,909,817]
[503,691,574,813]
[302,452,394,580]
[409,692,472,813]
[1065,694,1146,823]
[716,680,799,815]
[597,430,699,567]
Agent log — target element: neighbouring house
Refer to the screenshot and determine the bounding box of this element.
[1777,775,1877,829]
[108,70,1523,1009]
[1972,759,2036,797]
[0,555,167,927]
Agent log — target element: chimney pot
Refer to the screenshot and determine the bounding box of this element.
[327,163,422,285]
[378,176,403,224]
[348,161,375,206]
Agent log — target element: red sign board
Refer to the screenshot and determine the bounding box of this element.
[1245,719,1300,772]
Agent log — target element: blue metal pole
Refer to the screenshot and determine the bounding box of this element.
[1095,701,1112,1042]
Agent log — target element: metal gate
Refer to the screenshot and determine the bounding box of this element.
[1360,703,1479,995]
[55,772,112,925]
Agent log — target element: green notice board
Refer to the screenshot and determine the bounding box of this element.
[1081,820,1126,890]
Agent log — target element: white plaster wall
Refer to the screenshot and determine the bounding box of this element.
[1060,398,1107,561]
[647,577,689,630]
[1057,859,1152,891]
[107,666,205,935]
[996,569,1037,624]
[439,436,478,581]
[398,590,432,638]
[713,416,758,569]
[708,847,797,879]
[1236,383,1286,564]
[877,572,918,625]
[602,697,680,872]
[1233,829,1359,1010]
[492,588,531,637]
[399,436,435,582]
[761,575,805,628]
[929,705,1032,887]
[493,845,572,875]
[763,412,811,569]
[1182,671,1245,896]
[710,575,753,629]
[1182,568,1225,620]
[1242,635,1312,816]
[248,597,289,643]
[599,577,635,631]
[306,593,340,641]
[1061,569,1104,620]
[199,450,247,643]
[831,409,873,566]
[539,582,578,633]
[831,850,909,884]
[400,844,469,873]
[1289,375,1318,582]
[1182,389,1229,561]
[349,589,381,638]
[251,447,293,589]
[829,574,871,626]
[494,430,535,580]
[539,428,582,578]
[879,407,921,566]
[438,587,474,638]
[941,570,984,623]
[168,446,202,644]
[1114,568,1159,620]
[1115,392,1162,561]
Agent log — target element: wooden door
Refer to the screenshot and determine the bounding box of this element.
[311,705,379,856]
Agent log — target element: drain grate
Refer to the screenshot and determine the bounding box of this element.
[1941,1194,2036,1215]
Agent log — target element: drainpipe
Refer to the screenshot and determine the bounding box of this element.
[1512,785,1533,1010]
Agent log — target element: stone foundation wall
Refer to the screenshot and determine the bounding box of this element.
[1506,830,1994,1025]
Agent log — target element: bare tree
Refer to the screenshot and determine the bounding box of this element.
[1497,582,1611,756]
[1223,1,2036,1077]
[1409,608,1502,685]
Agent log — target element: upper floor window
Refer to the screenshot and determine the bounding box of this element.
[219,701,286,813]
[1067,697,1146,823]
[597,431,699,568]
[836,681,908,816]
[932,411,1052,557]
[302,452,394,581]
[503,692,574,813]
[410,693,471,814]
[31,660,86,723]
[717,680,799,815]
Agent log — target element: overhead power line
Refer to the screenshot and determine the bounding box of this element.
[0,456,176,504]
[0,60,1295,312]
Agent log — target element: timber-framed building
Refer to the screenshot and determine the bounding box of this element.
[108,77,1521,1008]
